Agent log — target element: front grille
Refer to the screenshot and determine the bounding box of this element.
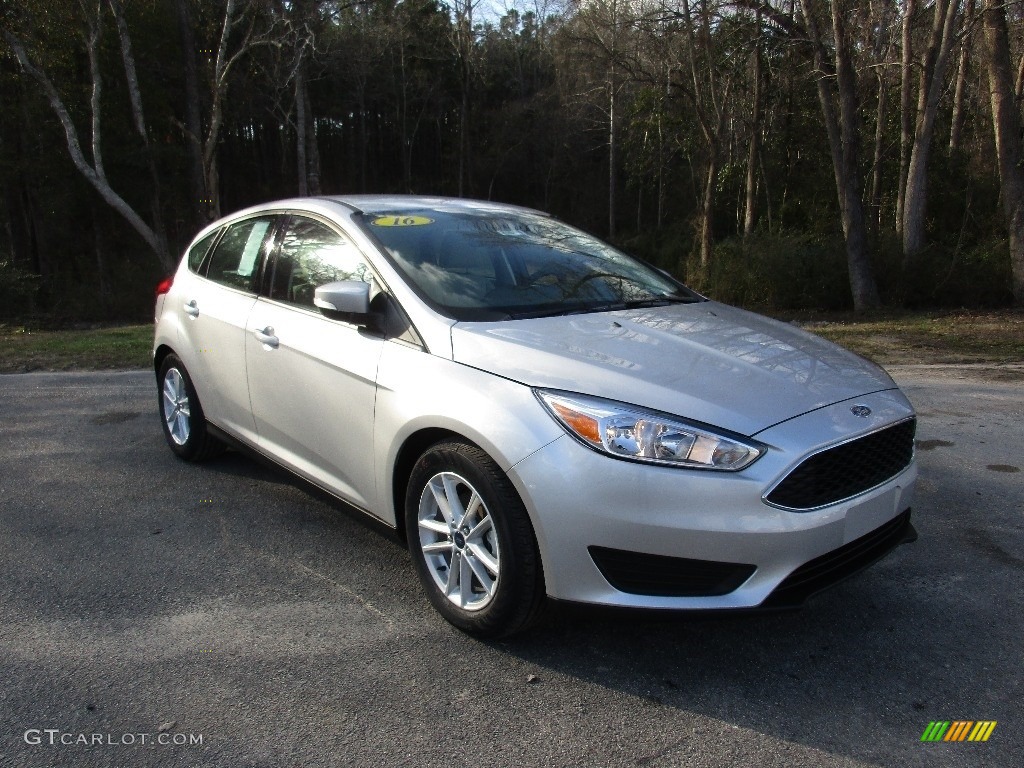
[765,418,916,510]
[761,508,916,608]
[589,546,756,597]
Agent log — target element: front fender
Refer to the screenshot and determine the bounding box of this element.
[373,341,563,526]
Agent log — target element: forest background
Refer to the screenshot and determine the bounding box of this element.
[3,0,1024,323]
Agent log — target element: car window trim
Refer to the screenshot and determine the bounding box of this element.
[256,217,287,297]
[198,213,282,295]
[261,211,380,304]
[188,229,223,275]
[259,211,426,349]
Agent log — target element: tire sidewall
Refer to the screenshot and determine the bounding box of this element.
[158,355,207,461]
[405,441,541,637]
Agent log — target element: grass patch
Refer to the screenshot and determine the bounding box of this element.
[775,309,1024,366]
[1,310,1022,374]
[0,323,153,373]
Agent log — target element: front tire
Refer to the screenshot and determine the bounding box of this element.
[158,354,224,461]
[405,440,545,638]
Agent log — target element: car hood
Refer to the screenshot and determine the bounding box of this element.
[449,301,897,436]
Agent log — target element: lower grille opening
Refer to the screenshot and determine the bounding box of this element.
[761,508,916,608]
[589,546,756,597]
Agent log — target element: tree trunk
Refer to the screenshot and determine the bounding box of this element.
[358,84,368,190]
[399,42,412,192]
[699,148,717,268]
[201,0,271,220]
[174,0,207,229]
[743,8,762,237]
[903,0,959,258]
[804,0,880,310]
[454,1,474,198]
[896,0,917,237]
[869,72,887,235]
[984,0,1024,304]
[608,74,617,239]
[949,0,976,153]
[657,105,664,229]
[832,2,879,309]
[458,87,468,197]
[203,0,238,221]
[109,0,170,265]
[1014,48,1024,102]
[680,0,730,268]
[296,65,308,196]
[304,82,322,195]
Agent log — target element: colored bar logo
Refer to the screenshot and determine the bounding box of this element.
[921,721,997,742]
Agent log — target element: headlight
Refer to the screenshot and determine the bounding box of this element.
[536,390,764,471]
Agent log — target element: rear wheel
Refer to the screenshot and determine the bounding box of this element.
[158,354,224,461]
[405,440,545,638]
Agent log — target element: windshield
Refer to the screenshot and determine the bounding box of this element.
[358,208,700,321]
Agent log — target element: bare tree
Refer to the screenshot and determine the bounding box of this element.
[949,0,976,153]
[288,0,324,196]
[895,0,916,238]
[743,7,763,237]
[2,3,172,270]
[983,0,1024,304]
[568,0,633,238]
[198,0,278,220]
[649,0,734,268]
[450,0,481,197]
[868,0,897,235]
[802,0,880,310]
[175,0,206,230]
[901,0,960,259]
[264,0,322,197]
[109,0,169,257]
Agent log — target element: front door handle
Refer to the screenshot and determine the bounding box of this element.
[184,299,200,317]
[253,326,279,348]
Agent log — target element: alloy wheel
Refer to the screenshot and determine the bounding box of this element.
[162,368,191,446]
[417,471,501,611]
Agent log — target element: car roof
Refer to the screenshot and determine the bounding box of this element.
[319,195,550,218]
[186,195,553,249]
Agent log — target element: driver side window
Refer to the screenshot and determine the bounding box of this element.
[270,217,372,308]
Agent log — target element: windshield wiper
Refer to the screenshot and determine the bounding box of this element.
[506,295,698,320]
[620,295,700,308]
[505,306,596,319]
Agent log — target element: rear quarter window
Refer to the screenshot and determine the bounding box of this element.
[186,231,218,273]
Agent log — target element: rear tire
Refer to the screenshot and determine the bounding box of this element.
[405,440,545,638]
[158,354,225,462]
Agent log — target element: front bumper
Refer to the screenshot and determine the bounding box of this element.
[507,389,917,609]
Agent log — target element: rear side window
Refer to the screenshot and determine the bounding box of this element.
[206,217,276,291]
[186,231,218,273]
[269,217,372,308]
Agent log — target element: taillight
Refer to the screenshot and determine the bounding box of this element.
[155,276,173,296]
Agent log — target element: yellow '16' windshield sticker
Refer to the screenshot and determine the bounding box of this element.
[370,215,433,227]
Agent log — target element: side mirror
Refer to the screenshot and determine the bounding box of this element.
[314,281,370,316]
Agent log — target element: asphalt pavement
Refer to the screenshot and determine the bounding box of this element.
[0,366,1021,767]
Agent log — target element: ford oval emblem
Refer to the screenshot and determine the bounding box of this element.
[850,404,872,418]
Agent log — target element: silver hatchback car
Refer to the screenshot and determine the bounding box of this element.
[154,196,917,637]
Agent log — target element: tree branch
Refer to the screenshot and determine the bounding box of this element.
[2,27,165,263]
[108,0,149,145]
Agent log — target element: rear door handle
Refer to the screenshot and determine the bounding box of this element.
[184,300,200,317]
[253,326,279,348]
